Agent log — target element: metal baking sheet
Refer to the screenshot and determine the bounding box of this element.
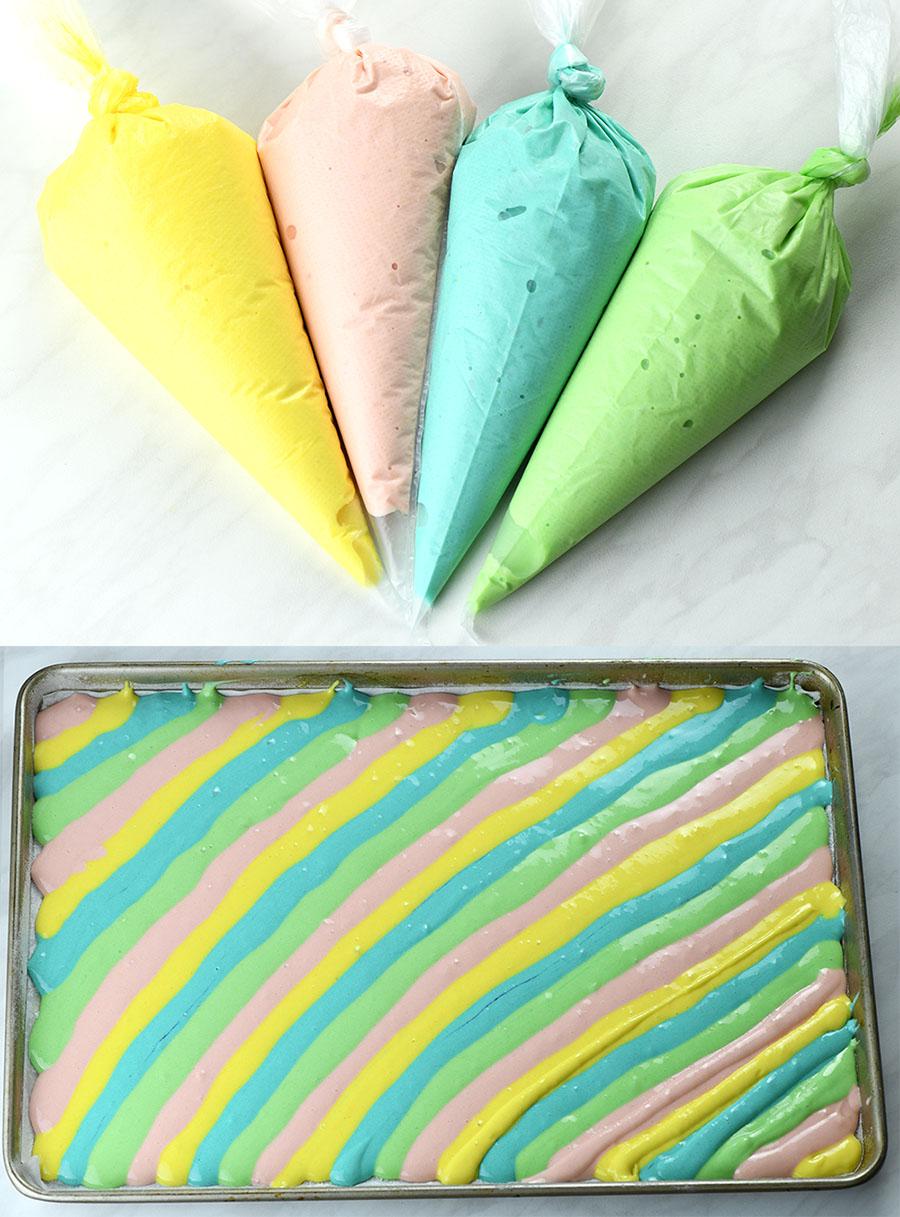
[4,659,888,1201]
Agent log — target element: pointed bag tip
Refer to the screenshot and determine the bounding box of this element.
[468,556,516,615]
[343,531,383,588]
[412,543,454,609]
[329,504,382,588]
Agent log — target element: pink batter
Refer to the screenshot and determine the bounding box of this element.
[258,38,475,517]
[35,693,99,743]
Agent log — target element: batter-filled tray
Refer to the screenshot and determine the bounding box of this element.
[4,660,886,1200]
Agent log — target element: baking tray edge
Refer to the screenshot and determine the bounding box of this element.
[4,658,888,1201]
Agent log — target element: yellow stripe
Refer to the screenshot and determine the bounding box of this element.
[33,691,509,1183]
[35,689,335,937]
[594,994,851,1181]
[792,1134,862,1178]
[274,746,826,1186]
[158,687,721,1186]
[34,685,137,772]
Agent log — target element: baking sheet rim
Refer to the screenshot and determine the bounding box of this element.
[4,657,888,1201]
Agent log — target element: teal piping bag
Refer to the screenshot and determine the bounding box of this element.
[413,0,655,608]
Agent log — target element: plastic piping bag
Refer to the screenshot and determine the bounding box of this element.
[33,0,380,587]
[256,0,475,591]
[469,0,899,614]
[413,0,655,609]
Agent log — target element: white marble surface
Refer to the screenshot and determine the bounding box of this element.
[1,0,899,645]
[0,645,898,1216]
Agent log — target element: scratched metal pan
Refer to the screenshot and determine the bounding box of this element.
[4,659,887,1201]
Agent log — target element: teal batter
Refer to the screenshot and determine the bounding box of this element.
[414,40,654,605]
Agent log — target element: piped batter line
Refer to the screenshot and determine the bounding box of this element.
[34,694,99,745]
[637,1018,856,1180]
[422,877,837,1188]
[231,692,802,1187]
[33,686,207,810]
[29,687,368,997]
[34,686,138,775]
[52,686,578,1174]
[34,690,332,933]
[32,688,224,846]
[34,688,263,894]
[28,689,408,1072]
[252,751,825,1186]
[70,691,556,1188]
[328,778,830,1186]
[288,882,842,1187]
[594,999,854,1181]
[510,921,846,1183]
[33,686,222,877]
[362,766,830,1183]
[124,689,643,1184]
[45,691,578,1182]
[792,1132,862,1177]
[25,682,855,1190]
[695,1043,859,1179]
[526,959,847,1183]
[213,698,822,1187]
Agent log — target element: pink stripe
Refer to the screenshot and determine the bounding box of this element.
[734,1086,861,1179]
[129,687,668,1185]
[28,693,457,1136]
[34,694,99,745]
[537,967,849,1181]
[31,694,282,895]
[399,846,835,1182]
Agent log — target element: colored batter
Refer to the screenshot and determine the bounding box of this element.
[27,679,860,1187]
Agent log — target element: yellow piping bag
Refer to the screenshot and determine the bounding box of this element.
[35,0,380,586]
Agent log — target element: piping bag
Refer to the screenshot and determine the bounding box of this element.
[35,0,379,587]
[413,0,655,609]
[256,1,475,591]
[470,0,900,614]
